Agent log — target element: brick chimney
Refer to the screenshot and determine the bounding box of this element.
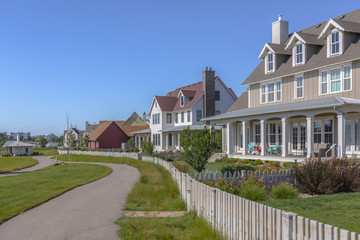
[272,14,289,44]
[202,67,216,120]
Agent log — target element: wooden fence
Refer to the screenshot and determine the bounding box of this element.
[60,150,360,240]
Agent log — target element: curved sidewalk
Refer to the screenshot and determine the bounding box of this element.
[0,156,54,177]
[0,162,140,240]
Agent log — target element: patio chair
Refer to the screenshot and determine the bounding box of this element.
[267,142,280,155]
[248,142,255,153]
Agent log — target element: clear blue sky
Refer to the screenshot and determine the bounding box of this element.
[0,0,358,136]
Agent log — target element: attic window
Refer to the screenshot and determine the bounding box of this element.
[180,95,184,107]
[331,31,340,55]
[265,52,275,73]
[295,43,304,64]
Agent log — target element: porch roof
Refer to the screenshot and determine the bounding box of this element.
[131,128,151,134]
[204,97,360,122]
[160,124,222,133]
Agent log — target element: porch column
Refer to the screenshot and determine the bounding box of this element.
[306,116,314,158]
[171,134,175,150]
[260,119,265,156]
[178,133,181,150]
[281,118,288,157]
[337,114,345,158]
[138,136,141,148]
[165,133,169,150]
[242,121,248,155]
[226,122,234,154]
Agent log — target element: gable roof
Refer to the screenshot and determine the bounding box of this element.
[122,112,147,126]
[89,121,117,141]
[318,18,360,39]
[2,141,35,148]
[285,32,324,50]
[243,8,360,86]
[227,90,248,112]
[259,43,291,59]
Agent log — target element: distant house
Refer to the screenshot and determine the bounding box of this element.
[2,136,35,156]
[46,142,58,148]
[88,112,149,149]
[63,128,86,148]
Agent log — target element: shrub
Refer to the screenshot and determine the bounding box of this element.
[207,178,241,195]
[291,158,360,195]
[221,165,256,174]
[283,162,290,168]
[173,162,190,173]
[233,158,239,163]
[240,184,267,201]
[272,161,281,167]
[255,159,262,165]
[142,141,154,156]
[225,158,234,163]
[215,159,222,163]
[271,183,298,200]
[243,159,250,164]
[222,157,229,163]
[174,157,182,162]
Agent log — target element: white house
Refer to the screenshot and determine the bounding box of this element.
[2,135,35,156]
[134,67,237,152]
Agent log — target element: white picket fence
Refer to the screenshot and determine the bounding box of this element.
[59,150,360,240]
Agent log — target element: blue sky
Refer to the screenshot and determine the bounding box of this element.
[0,0,358,136]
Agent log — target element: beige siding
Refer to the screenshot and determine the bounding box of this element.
[249,59,360,108]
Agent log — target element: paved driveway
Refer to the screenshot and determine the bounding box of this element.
[0,162,140,240]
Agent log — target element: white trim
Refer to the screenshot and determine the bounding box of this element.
[318,19,345,39]
[293,42,306,66]
[265,52,275,74]
[259,79,282,104]
[285,32,306,50]
[294,75,304,99]
[258,43,275,59]
[318,62,352,96]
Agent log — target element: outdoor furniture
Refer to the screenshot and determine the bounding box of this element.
[267,142,280,155]
[248,142,255,153]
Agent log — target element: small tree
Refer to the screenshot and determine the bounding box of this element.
[127,138,135,150]
[142,141,154,155]
[57,136,64,145]
[180,126,216,172]
[82,134,89,147]
[39,137,47,148]
[67,132,76,150]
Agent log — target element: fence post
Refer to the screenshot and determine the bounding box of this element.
[187,179,192,211]
[212,188,217,230]
[282,212,297,240]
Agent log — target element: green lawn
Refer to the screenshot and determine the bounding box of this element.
[57,154,222,239]
[0,156,38,173]
[262,193,360,234]
[33,147,59,156]
[0,163,111,224]
[116,211,224,240]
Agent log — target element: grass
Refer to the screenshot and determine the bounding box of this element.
[57,154,222,239]
[0,163,111,224]
[0,156,38,173]
[116,211,224,240]
[57,154,186,211]
[33,147,59,156]
[262,193,360,234]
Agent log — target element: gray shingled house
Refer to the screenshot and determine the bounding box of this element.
[206,9,360,162]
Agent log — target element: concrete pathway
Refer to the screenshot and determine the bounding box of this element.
[0,162,140,240]
[122,211,187,218]
[0,156,54,177]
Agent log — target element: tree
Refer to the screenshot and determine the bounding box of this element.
[0,137,3,147]
[141,141,154,155]
[39,137,47,148]
[67,132,76,150]
[127,138,135,150]
[82,134,89,147]
[57,136,64,145]
[180,126,217,172]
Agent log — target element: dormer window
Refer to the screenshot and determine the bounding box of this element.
[180,95,184,107]
[295,43,304,64]
[267,53,274,72]
[331,31,340,55]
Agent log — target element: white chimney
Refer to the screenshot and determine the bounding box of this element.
[17,134,20,142]
[272,14,289,44]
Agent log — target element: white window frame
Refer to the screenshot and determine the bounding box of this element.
[327,29,343,57]
[187,111,191,122]
[330,68,341,93]
[265,52,275,74]
[180,95,184,107]
[293,42,305,66]
[260,79,282,104]
[318,63,352,95]
[294,75,304,99]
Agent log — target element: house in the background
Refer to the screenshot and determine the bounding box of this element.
[88,112,149,149]
[205,9,360,161]
[63,121,99,148]
[46,142,58,148]
[133,67,237,152]
[2,135,35,156]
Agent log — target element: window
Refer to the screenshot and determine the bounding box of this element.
[276,81,281,101]
[166,113,172,124]
[269,123,276,145]
[254,124,261,145]
[343,65,351,91]
[261,85,266,103]
[295,76,303,98]
[267,53,274,72]
[215,110,220,115]
[320,71,328,94]
[215,91,220,101]
[187,111,191,122]
[152,134,161,146]
[181,112,184,123]
[196,110,202,121]
[267,83,275,102]
[175,113,178,123]
[180,95,184,107]
[278,123,282,145]
[295,43,304,64]
[314,120,322,143]
[324,119,333,144]
[331,31,340,55]
[152,113,160,125]
[330,68,341,93]
[260,80,281,104]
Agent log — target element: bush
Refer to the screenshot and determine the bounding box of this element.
[1,154,11,157]
[215,159,222,163]
[243,159,250,164]
[225,158,234,163]
[174,157,182,162]
[271,183,298,200]
[240,184,267,201]
[142,141,154,156]
[173,162,190,173]
[272,161,281,167]
[283,162,290,168]
[233,158,239,163]
[221,165,256,174]
[255,159,262,165]
[222,157,229,163]
[206,178,241,195]
[291,158,360,195]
